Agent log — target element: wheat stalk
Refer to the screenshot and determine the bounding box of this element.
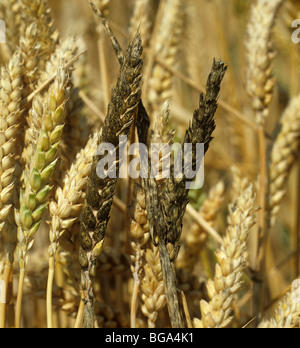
[193,184,257,328]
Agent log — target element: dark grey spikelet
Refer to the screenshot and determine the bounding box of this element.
[79,32,143,328]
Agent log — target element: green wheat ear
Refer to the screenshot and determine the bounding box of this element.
[16,66,71,270]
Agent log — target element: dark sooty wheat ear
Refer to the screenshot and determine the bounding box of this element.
[79,32,143,328]
[158,59,228,258]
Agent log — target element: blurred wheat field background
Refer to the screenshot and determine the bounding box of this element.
[0,0,299,328]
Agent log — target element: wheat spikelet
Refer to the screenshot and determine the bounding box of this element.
[79,31,143,328]
[39,37,79,85]
[245,0,283,126]
[231,165,250,198]
[177,180,225,271]
[268,95,300,225]
[150,100,175,188]
[0,52,23,265]
[193,184,256,328]
[258,282,300,328]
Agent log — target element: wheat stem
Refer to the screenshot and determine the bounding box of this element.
[46,256,55,328]
[15,268,25,328]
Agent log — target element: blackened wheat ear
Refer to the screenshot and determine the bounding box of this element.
[79,32,143,328]
[158,59,227,257]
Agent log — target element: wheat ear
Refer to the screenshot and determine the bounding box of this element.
[258,282,300,328]
[147,0,183,114]
[47,133,98,327]
[130,187,150,327]
[21,0,58,72]
[158,59,227,258]
[129,0,155,50]
[79,32,143,328]
[0,51,23,328]
[245,0,283,316]
[141,245,166,328]
[15,66,70,328]
[0,0,23,54]
[268,95,300,225]
[193,185,256,328]
[245,0,283,126]
[19,23,39,96]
